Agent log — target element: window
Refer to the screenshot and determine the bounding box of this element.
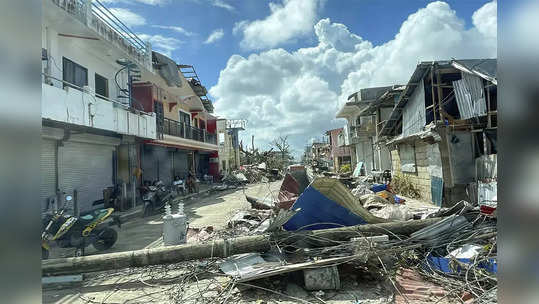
[62,57,88,89]
[399,144,416,173]
[95,73,109,98]
[179,111,191,126]
[218,133,225,145]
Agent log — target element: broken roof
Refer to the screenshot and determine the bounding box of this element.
[378,58,497,137]
[338,86,396,118]
[358,85,405,117]
[152,51,182,87]
[451,59,497,85]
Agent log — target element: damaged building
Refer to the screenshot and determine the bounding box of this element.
[337,86,404,177]
[378,59,497,206]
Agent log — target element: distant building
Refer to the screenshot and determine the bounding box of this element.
[326,128,352,172]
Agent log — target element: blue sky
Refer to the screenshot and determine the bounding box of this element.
[104,0,491,92]
[103,0,496,154]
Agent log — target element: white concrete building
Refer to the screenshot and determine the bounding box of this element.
[41,0,156,212]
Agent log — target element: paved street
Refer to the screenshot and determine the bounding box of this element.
[48,180,282,259]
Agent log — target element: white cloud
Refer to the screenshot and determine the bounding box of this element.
[204,29,225,44]
[210,1,497,154]
[152,25,195,36]
[100,0,170,6]
[473,0,497,39]
[234,0,320,50]
[138,34,182,57]
[212,0,235,12]
[107,8,146,27]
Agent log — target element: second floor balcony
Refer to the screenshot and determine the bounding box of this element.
[160,118,217,146]
[48,0,151,70]
[42,73,157,139]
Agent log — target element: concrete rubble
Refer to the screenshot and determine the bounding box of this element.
[42,166,497,303]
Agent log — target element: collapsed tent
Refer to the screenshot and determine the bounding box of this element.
[283,177,387,231]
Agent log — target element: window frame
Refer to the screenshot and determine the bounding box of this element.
[62,57,88,90]
[399,143,417,173]
[178,109,191,126]
[94,73,109,98]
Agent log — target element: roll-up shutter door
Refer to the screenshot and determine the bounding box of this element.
[173,150,189,178]
[58,141,114,212]
[142,145,173,184]
[157,147,173,185]
[142,145,158,183]
[41,139,57,212]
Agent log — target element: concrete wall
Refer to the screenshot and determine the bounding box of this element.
[390,141,433,201]
[42,84,157,139]
[42,25,128,105]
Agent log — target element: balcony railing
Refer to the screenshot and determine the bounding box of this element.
[41,73,156,139]
[161,118,217,145]
[51,0,151,69]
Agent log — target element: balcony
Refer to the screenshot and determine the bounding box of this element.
[42,74,156,139]
[50,0,151,70]
[161,118,217,145]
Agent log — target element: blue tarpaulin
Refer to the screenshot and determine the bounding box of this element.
[283,186,367,231]
[426,254,497,274]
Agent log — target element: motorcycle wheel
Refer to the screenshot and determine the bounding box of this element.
[93,228,118,251]
[42,247,49,260]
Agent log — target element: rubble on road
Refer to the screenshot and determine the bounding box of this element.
[43,166,497,304]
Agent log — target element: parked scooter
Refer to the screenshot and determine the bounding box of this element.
[142,180,173,217]
[41,193,121,259]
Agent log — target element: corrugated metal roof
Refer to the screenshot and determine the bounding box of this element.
[451,59,497,85]
[378,58,497,137]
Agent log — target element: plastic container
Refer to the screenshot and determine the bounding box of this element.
[163,213,187,246]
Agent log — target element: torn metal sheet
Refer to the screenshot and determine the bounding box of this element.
[453,73,487,119]
[245,195,273,210]
[219,253,285,279]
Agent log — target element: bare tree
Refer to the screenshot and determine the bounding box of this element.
[271,136,292,169]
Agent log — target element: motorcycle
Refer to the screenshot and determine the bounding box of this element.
[41,194,121,259]
[142,180,173,217]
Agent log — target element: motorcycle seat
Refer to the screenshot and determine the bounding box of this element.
[80,214,94,221]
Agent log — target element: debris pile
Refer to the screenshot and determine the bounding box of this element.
[43,166,497,303]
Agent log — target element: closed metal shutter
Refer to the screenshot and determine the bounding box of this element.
[58,141,115,212]
[173,150,189,178]
[158,147,173,185]
[142,145,158,183]
[142,145,173,184]
[41,139,57,212]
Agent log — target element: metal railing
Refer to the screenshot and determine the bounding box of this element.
[50,0,150,67]
[91,0,148,55]
[161,118,217,145]
[41,72,152,116]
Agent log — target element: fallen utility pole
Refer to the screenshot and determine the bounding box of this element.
[42,218,442,276]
